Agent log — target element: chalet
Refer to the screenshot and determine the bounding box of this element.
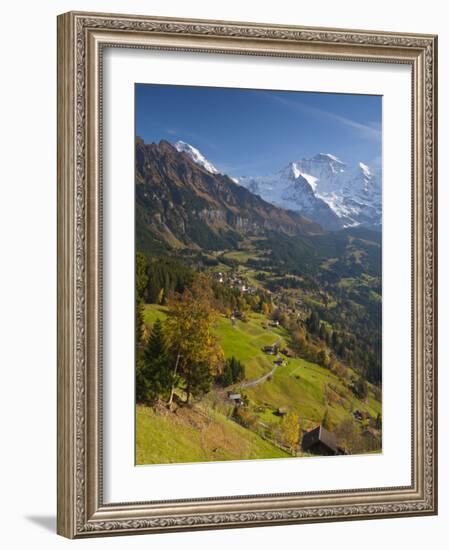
[277,406,288,416]
[281,347,294,358]
[301,425,339,456]
[262,343,279,355]
[274,357,285,366]
[269,320,280,327]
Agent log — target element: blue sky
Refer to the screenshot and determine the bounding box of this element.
[135,84,382,175]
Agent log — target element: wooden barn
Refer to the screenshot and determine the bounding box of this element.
[301,425,339,456]
[262,342,280,355]
[227,392,244,406]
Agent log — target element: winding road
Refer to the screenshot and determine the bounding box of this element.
[240,364,279,389]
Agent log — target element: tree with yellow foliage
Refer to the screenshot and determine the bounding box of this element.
[281,413,300,454]
[165,273,224,404]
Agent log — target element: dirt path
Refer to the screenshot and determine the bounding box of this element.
[240,364,279,389]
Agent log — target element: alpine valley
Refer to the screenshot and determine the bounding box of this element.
[135,137,382,464]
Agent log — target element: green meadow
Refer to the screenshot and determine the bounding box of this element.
[138,304,381,463]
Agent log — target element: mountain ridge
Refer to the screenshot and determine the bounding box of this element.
[166,141,381,230]
[136,138,322,254]
[238,153,381,229]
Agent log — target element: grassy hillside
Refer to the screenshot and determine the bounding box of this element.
[136,403,289,464]
[140,304,382,461]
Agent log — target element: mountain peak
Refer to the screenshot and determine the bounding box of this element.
[174,140,219,175]
[313,153,344,164]
[359,162,372,178]
[280,162,301,180]
[238,153,381,230]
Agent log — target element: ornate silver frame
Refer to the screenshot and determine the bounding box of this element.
[57,11,438,538]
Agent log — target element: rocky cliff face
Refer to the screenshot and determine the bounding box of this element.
[136,138,322,251]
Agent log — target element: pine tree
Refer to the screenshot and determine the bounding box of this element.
[183,361,212,400]
[145,319,166,362]
[331,330,339,349]
[319,323,327,341]
[136,353,148,403]
[306,311,320,334]
[217,356,245,387]
[352,377,368,400]
[136,252,149,301]
[138,319,172,404]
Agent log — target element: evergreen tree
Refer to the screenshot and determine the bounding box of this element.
[135,353,149,403]
[217,356,245,387]
[331,330,339,349]
[317,349,330,368]
[319,323,327,341]
[135,298,145,346]
[136,252,149,301]
[137,319,172,405]
[306,311,320,334]
[145,319,167,362]
[352,377,368,400]
[183,361,212,400]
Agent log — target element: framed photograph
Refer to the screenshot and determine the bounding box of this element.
[57,11,438,538]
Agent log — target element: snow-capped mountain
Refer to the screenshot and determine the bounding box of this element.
[237,162,343,230]
[239,153,382,229]
[171,142,381,231]
[174,141,219,174]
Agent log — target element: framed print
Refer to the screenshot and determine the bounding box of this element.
[57,11,438,538]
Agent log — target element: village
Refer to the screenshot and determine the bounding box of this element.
[213,268,311,322]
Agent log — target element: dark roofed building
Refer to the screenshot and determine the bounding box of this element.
[301,425,338,456]
[262,344,277,355]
